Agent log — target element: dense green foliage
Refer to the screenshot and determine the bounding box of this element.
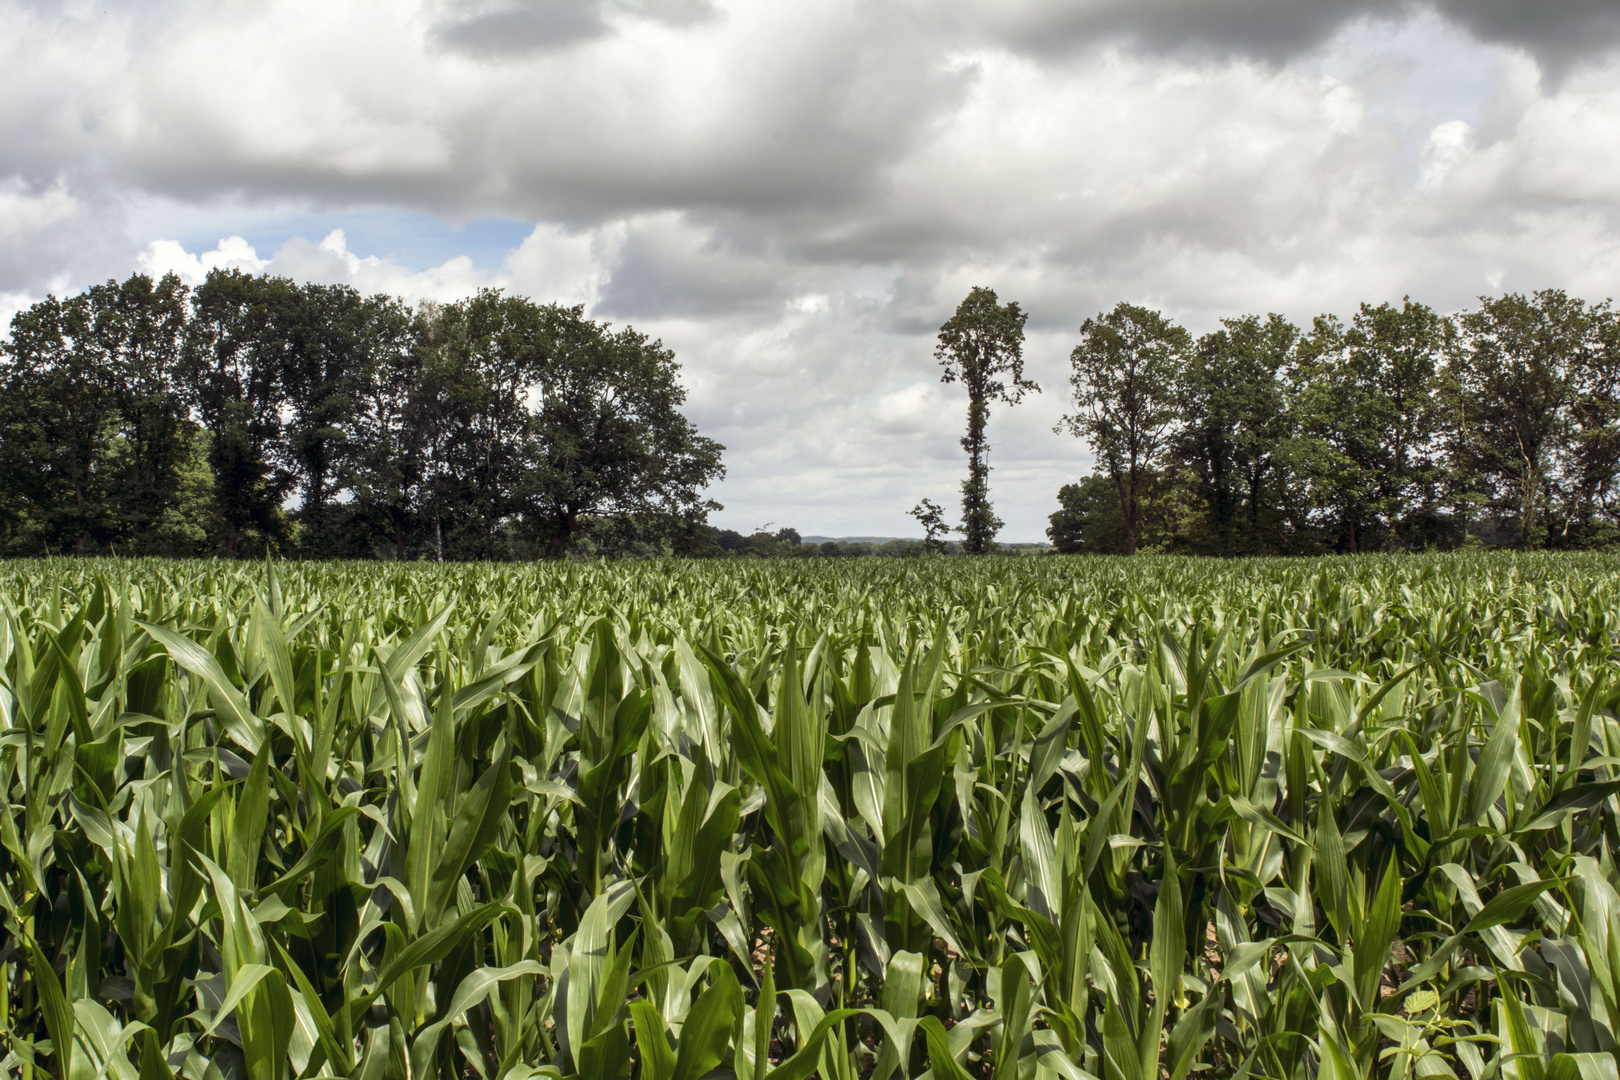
[0,272,724,561]
[935,288,1038,554]
[1052,292,1620,555]
[1,552,1616,1080]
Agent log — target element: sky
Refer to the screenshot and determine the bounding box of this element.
[3,1,1620,541]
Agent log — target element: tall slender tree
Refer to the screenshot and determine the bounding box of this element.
[89,273,194,547]
[1563,306,1620,544]
[414,290,551,559]
[935,287,1036,554]
[1060,302,1190,555]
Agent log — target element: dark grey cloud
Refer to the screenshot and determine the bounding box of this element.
[432,0,608,55]
[980,0,1405,63]
[1433,0,1620,77]
[978,0,1620,73]
[5,0,1620,537]
[430,0,717,57]
[594,219,796,318]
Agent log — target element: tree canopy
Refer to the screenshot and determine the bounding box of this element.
[0,271,725,560]
[1053,289,1620,554]
[1059,302,1191,555]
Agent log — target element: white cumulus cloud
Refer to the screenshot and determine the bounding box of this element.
[3,1,1620,537]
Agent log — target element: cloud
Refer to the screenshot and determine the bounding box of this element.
[137,235,270,283]
[594,213,806,318]
[430,0,611,55]
[966,0,1620,75]
[3,0,1620,538]
[428,0,717,57]
[0,178,104,284]
[965,0,1407,63]
[1431,0,1620,78]
[1418,119,1472,191]
[135,221,623,314]
[873,381,956,437]
[506,223,610,308]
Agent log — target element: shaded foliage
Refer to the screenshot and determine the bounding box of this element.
[0,272,724,559]
[1054,290,1620,554]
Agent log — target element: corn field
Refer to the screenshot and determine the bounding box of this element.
[0,553,1617,1080]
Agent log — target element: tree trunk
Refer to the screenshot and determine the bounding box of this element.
[960,391,991,554]
[395,521,406,561]
[544,515,575,561]
[1520,471,1538,548]
[1125,462,1138,556]
[1246,473,1260,554]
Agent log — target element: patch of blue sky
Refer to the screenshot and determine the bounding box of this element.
[125,197,534,274]
[1306,9,1503,185]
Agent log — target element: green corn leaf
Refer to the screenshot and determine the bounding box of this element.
[200,963,280,1037]
[672,961,744,1080]
[137,1028,169,1080]
[992,954,1033,1080]
[1498,973,1546,1080]
[1464,683,1520,826]
[405,666,456,930]
[28,936,75,1080]
[274,940,354,1075]
[1226,792,1310,847]
[1353,859,1402,1011]
[918,1016,978,1080]
[764,1006,867,1080]
[1314,794,1349,937]
[631,1001,676,1080]
[748,948,776,1080]
[228,741,272,891]
[1145,845,1184,1070]
[1521,781,1620,832]
[426,747,513,926]
[346,901,508,1025]
[255,599,299,725]
[138,621,266,753]
[261,805,359,894]
[408,961,546,1079]
[1463,879,1562,933]
[1101,997,1143,1080]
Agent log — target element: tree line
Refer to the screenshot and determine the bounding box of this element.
[920,286,1620,555]
[0,269,725,560]
[7,271,1615,561]
[1058,291,1620,554]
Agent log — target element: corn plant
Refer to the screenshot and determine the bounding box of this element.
[0,551,1615,1080]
